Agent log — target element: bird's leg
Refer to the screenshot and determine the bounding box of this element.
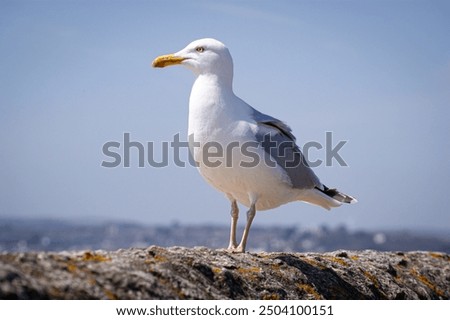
[235,203,256,253]
[227,200,239,250]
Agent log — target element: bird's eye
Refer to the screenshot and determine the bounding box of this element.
[195,46,205,53]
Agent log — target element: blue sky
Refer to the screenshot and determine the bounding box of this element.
[1,0,449,231]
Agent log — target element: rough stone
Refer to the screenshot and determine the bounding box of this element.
[0,247,448,299]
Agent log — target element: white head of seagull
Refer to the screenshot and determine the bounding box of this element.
[152,38,357,253]
[153,38,234,88]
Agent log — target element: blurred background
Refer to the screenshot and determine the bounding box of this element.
[1,0,449,252]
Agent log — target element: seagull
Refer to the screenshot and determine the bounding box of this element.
[152,38,357,253]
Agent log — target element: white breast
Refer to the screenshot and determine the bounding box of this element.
[187,76,299,210]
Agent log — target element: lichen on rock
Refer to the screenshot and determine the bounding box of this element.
[0,247,448,299]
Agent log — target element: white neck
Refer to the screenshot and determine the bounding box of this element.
[194,72,233,92]
[188,73,238,137]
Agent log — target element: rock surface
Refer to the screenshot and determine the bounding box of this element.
[0,247,448,299]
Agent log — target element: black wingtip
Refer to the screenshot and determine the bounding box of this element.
[315,185,357,204]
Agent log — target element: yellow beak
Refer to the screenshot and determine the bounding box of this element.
[152,54,186,68]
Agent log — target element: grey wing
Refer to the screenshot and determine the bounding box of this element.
[252,108,321,190]
[251,107,296,141]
